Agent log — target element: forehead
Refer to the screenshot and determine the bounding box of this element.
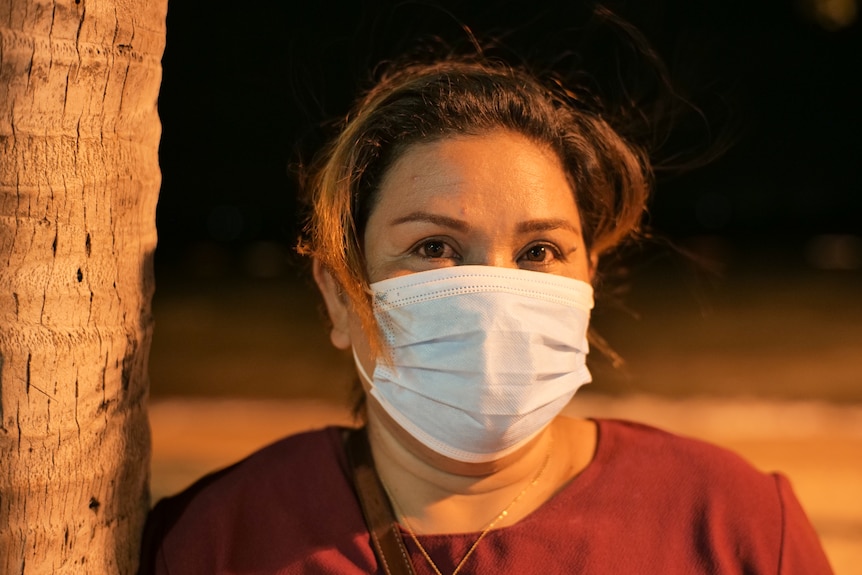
[376,130,577,215]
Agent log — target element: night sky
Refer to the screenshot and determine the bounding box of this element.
[155,0,861,279]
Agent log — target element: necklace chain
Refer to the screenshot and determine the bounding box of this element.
[384,438,553,575]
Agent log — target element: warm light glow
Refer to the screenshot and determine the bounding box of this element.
[805,234,862,270]
[801,0,858,30]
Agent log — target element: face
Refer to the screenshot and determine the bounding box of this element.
[316,128,593,365]
[313,129,594,469]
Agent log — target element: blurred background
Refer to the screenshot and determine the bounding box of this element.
[148,0,861,571]
[151,0,861,404]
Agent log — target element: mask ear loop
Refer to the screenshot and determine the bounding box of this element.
[352,346,376,389]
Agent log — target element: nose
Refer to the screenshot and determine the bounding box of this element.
[466,247,518,269]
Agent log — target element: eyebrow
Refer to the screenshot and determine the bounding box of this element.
[516,218,581,235]
[389,212,580,235]
[389,211,471,232]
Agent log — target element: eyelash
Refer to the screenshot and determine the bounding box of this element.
[519,242,564,265]
[410,239,566,265]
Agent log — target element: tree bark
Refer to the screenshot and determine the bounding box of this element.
[0,1,166,572]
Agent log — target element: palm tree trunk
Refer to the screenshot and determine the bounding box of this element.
[0,1,167,572]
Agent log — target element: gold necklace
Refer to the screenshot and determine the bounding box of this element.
[384,438,552,575]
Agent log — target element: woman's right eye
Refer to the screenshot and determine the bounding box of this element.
[414,239,458,260]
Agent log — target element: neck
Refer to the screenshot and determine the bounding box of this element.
[366,402,596,535]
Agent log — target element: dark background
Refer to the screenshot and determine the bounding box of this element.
[149,1,862,402]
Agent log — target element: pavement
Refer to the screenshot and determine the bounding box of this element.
[149,393,862,574]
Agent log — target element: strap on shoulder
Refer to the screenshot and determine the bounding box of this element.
[345,427,416,575]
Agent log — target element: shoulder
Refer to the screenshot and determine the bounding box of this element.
[162,425,349,511]
[579,418,833,574]
[594,417,771,487]
[138,426,365,574]
[591,417,781,515]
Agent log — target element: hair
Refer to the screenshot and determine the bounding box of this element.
[299,51,653,359]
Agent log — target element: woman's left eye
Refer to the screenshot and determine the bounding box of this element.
[420,240,447,258]
[519,243,561,264]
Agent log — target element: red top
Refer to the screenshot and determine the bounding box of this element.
[139,419,833,574]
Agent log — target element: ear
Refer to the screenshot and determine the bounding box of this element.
[312,259,353,350]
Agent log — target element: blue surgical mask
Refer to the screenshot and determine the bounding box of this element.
[353,265,594,463]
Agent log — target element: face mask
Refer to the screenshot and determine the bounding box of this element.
[354,265,594,463]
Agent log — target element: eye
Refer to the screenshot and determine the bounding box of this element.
[518,243,562,265]
[421,240,446,258]
[413,238,459,260]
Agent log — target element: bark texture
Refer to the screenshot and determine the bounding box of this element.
[0,1,166,572]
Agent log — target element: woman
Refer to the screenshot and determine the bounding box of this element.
[139,53,833,574]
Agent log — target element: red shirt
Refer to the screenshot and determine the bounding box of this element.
[139,419,833,574]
